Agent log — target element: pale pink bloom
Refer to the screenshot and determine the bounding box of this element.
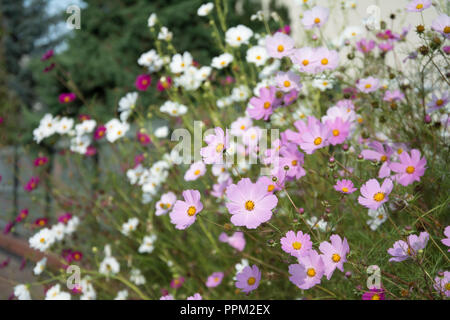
[280,230,312,258]
[387,232,429,262]
[389,149,427,186]
[325,117,350,145]
[431,14,450,39]
[184,161,206,181]
[296,250,325,289]
[275,71,302,93]
[155,192,177,216]
[200,127,229,164]
[357,77,380,93]
[230,117,252,137]
[361,141,394,178]
[248,86,278,121]
[206,272,224,288]
[235,265,261,293]
[187,293,202,300]
[302,6,329,29]
[358,178,393,210]
[334,179,357,194]
[298,116,330,155]
[319,234,350,280]
[442,226,450,252]
[406,0,432,12]
[219,231,246,251]
[288,263,306,289]
[265,32,295,59]
[289,47,320,73]
[314,47,339,71]
[169,190,203,230]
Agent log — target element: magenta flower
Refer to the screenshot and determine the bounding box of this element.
[431,14,450,39]
[290,47,320,74]
[441,226,450,252]
[378,41,394,53]
[406,0,432,12]
[206,272,224,288]
[24,176,39,192]
[15,209,29,223]
[34,218,48,228]
[358,178,393,210]
[85,146,97,157]
[43,63,55,73]
[334,179,357,194]
[135,74,151,91]
[157,76,172,91]
[283,89,299,106]
[33,156,48,167]
[361,141,394,178]
[58,212,73,224]
[225,178,278,229]
[71,251,83,261]
[41,49,54,61]
[169,189,203,230]
[302,6,329,29]
[298,116,330,155]
[296,250,325,289]
[319,234,350,280]
[248,86,278,121]
[387,232,429,262]
[275,71,302,93]
[362,288,386,300]
[3,222,14,235]
[235,265,261,294]
[94,126,106,140]
[277,25,291,34]
[156,192,177,216]
[433,271,450,297]
[134,154,145,167]
[288,263,306,289]
[79,114,91,121]
[356,39,376,54]
[280,230,312,258]
[389,149,426,186]
[427,93,449,112]
[184,161,206,181]
[200,127,229,164]
[356,77,380,93]
[137,131,151,146]
[265,32,295,59]
[170,277,185,289]
[187,293,202,300]
[219,231,246,251]
[58,93,76,104]
[325,117,350,146]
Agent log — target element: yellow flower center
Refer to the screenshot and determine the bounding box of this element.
[263,101,271,109]
[321,58,328,65]
[314,137,322,145]
[372,294,380,300]
[187,206,197,216]
[247,277,256,285]
[445,283,450,291]
[117,130,122,136]
[445,26,450,34]
[237,36,242,41]
[332,129,340,136]
[302,59,309,66]
[256,55,261,60]
[267,185,275,192]
[64,96,70,102]
[220,61,226,66]
[373,192,385,202]
[216,143,224,153]
[332,253,341,262]
[307,268,316,277]
[406,166,415,174]
[283,80,291,87]
[416,3,423,9]
[194,169,201,175]
[292,241,302,250]
[245,200,255,211]
[142,79,148,85]
[436,99,444,106]
[240,125,246,130]
[365,84,372,89]
[314,17,321,24]
[291,160,298,166]
[277,45,284,52]
[380,155,388,162]
[342,187,349,193]
[378,214,384,220]
[40,238,46,243]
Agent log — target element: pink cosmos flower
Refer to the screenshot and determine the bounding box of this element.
[219,231,246,251]
[94,125,106,140]
[58,93,76,104]
[277,25,291,35]
[200,127,229,164]
[387,232,429,262]
[225,178,278,229]
[230,117,252,137]
[85,146,97,157]
[157,76,173,91]
[378,41,394,53]
[134,154,145,167]
[169,190,203,230]
[357,77,380,93]
[137,131,151,146]
[389,149,426,186]
[319,234,350,280]
[265,32,295,59]
[441,226,450,252]
[41,49,54,61]
[361,141,394,178]
[376,30,399,41]
[79,114,91,121]
[302,6,329,29]
[3,222,13,235]
[276,143,306,180]
[288,263,306,289]
[384,90,405,103]
[290,47,320,74]
[171,276,185,289]
[358,178,393,210]
[427,93,449,112]
[296,250,325,289]
[275,71,302,93]
[156,192,177,216]
[211,177,232,199]
[431,14,450,39]
[15,209,29,223]
[325,117,350,145]
[433,271,450,297]
[58,212,72,224]
[406,0,432,12]
[248,86,278,121]
[283,89,299,106]
[160,294,175,300]
[280,230,312,258]
[334,179,357,194]
[356,39,376,54]
[362,288,386,300]
[206,272,224,288]
[256,176,282,193]
[187,293,202,300]
[184,161,206,181]
[34,157,48,167]
[235,265,261,294]
[314,47,339,71]
[24,176,39,192]
[135,74,152,91]
[298,116,330,155]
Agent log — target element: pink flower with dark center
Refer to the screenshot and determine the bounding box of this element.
[206,272,224,288]
[94,126,106,140]
[358,178,393,210]
[157,77,172,91]
[169,189,203,230]
[248,86,278,121]
[58,93,76,104]
[170,277,185,289]
[265,32,295,59]
[24,176,39,192]
[362,288,386,300]
[34,157,49,167]
[319,234,350,280]
[280,230,312,258]
[135,74,152,91]
[137,131,151,146]
[58,213,73,224]
[334,179,357,194]
[71,251,83,261]
[219,231,246,251]
[235,265,261,294]
[225,178,278,229]
[389,149,426,186]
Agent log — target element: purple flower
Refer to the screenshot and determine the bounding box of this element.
[235,265,261,294]
[433,271,450,297]
[362,288,386,300]
[94,125,106,140]
[319,234,350,280]
[427,92,449,112]
[169,190,203,230]
[378,41,394,53]
[219,231,246,251]
[334,179,357,194]
[441,226,450,252]
[387,232,429,262]
[389,149,427,186]
[58,212,72,224]
[280,230,312,258]
[358,178,393,210]
[206,272,224,288]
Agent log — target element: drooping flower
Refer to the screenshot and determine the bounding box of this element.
[156,192,177,216]
[206,272,224,288]
[389,149,426,186]
[334,179,357,194]
[406,0,432,12]
[41,49,54,61]
[361,141,394,178]
[235,265,261,294]
[387,232,429,262]
[219,231,246,251]
[280,230,312,258]
[225,178,278,229]
[319,234,350,280]
[362,288,386,300]
[441,226,450,252]
[265,32,295,59]
[169,189,203,230]
[135,74,152,91]
[302,6,330,29]
[58,93,76,104]
[358,178,393,210]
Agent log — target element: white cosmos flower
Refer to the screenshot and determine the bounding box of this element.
[51,223,66,241]
[118,92,138,113]
[45,284,71,300]
[14,284,31,300]
[169,52,193,74]
[80,277,96,300]
[29,228,55,252]
[217,96,233,109]
[114,290,129,300]
[147,13,157,27]
[211,53,234,69]
[127,165,145,185]
[56,117,74,135]
[138,234,157,254]
[259,59,281,79]
[121,217,139,236]
[130,268,146,285]
[197,2,214,16]
[75,119,97,136]
[246,46,269,66]
[225,24,253,47]
[138,49,163,73]
[231,85,250,102]
[33,257,47,275]
[312,78,334,91]
[158,26,173,41]
[160,101,188,116]
[105,119,129,143]
[70,134,91,154]
[154,126,169,138]
[367,207,388,231]
[195,66,212,82]
[64,216,80,235]
[99,256,120,275]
